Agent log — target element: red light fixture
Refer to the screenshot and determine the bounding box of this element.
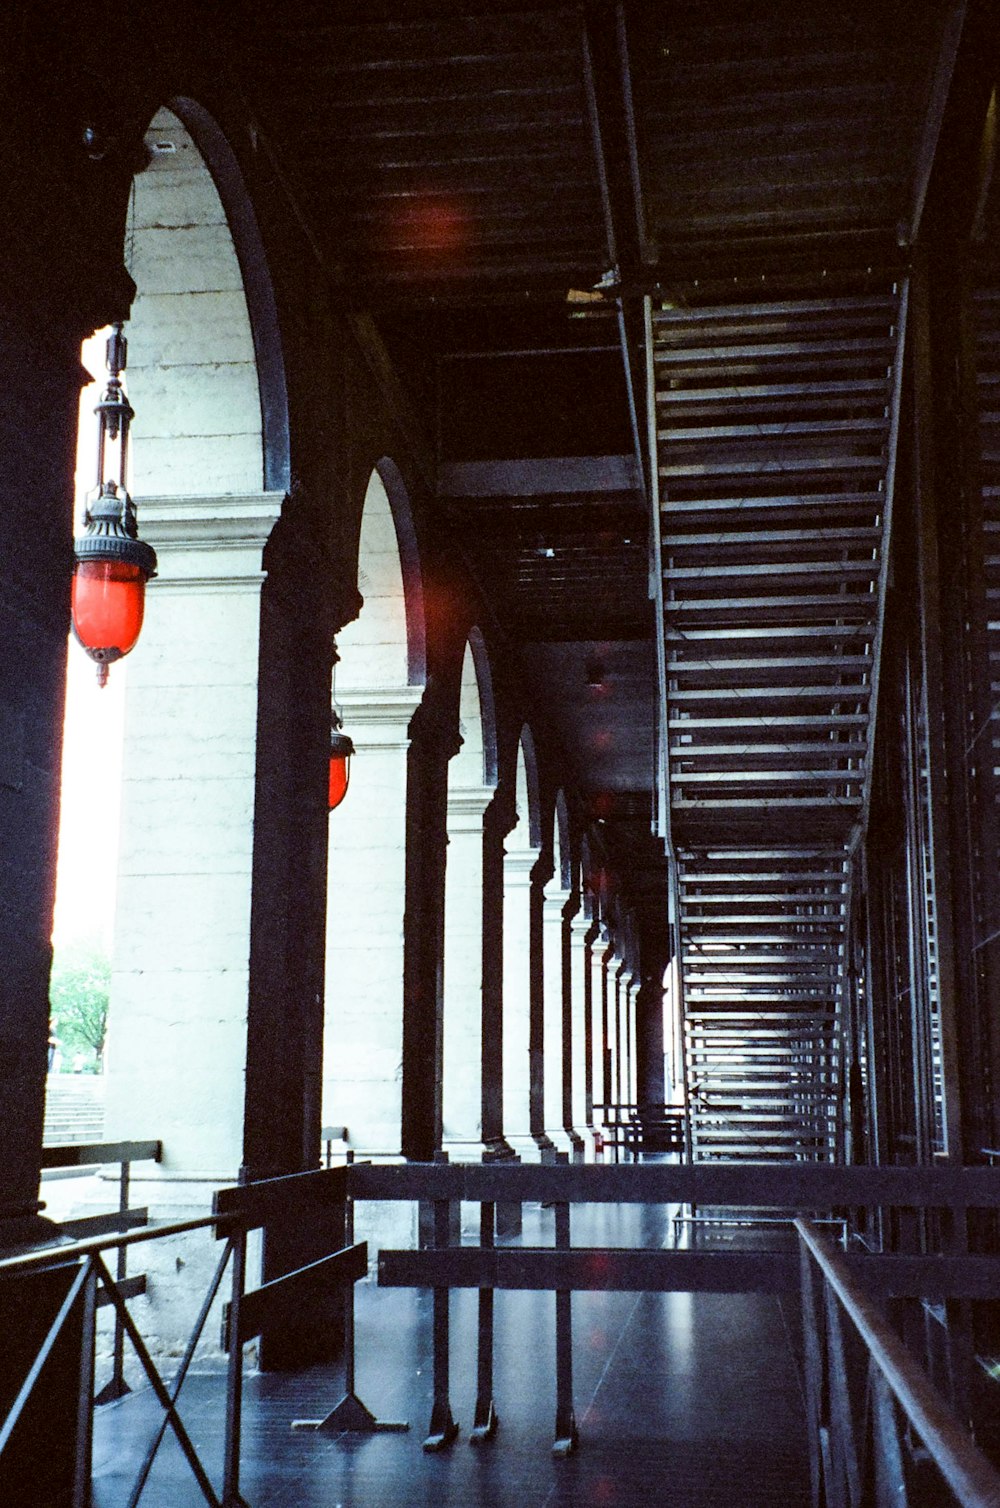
[71,324,156,687]
[328,718,355,811]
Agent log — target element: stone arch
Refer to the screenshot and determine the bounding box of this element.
[371,456,427,688]
[324,465,426,1155]
[124,103,282,497]
[102,102,288,1183]
[164,97,290,490]
[442,634,498,1153]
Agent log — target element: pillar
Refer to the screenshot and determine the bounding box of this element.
[104,490,284,1181]
[591,937,611,1142]
[541,884,573,1153]
[503,850,538,1156]
[569,912,594,1156]
[442,785,494,1156]
[325,686,422,1155]
[0,314,88,1245]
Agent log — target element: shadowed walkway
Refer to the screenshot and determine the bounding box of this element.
[92,1203,810,1507]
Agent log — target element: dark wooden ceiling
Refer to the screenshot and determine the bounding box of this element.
[219,0,986,856]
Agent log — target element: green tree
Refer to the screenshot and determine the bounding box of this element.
[49,941,110,1071]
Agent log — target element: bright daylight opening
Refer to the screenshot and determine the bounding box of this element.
[49,330,127,1084]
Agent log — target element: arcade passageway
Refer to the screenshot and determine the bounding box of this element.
[91,1203,809,1508]
[6,3,1000,1505]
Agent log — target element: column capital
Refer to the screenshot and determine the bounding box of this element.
[447,783,495,827]
[503,847,540,879]
[140,490,286,589]
[542,887,572,919]
[338,684,424,748]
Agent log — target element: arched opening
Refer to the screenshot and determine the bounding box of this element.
[442,634,497,1156]
[94,105,284,1183]
[323,466,425,1155]
[502,729,541,1156]
[44,102,289,1367]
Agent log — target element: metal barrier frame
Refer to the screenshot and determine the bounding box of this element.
[6,1159,1000,1499]
[797,1218,1000,1508]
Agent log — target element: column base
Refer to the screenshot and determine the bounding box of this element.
[0,1211,64,1254]
[542,1128,577,1159]
[504,1133,546,1163]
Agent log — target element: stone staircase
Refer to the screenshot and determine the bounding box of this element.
[43,1075,105,1146]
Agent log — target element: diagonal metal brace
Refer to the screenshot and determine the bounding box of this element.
[93,1253,222,1508]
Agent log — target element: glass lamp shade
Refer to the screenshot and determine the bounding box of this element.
[71,558,147,663]
[328,753,350,810]
[328,727,355,811]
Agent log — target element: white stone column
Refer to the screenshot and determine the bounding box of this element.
[624,970,639,1111]
[324,686,422,1156]
[502,849,538,1157]
[442,785,493,1157]
[541,885,573,1154]
[611,958,625,1114]
[569,914,594,1157]
[590,938,609,1151]
[104,491,284,1183]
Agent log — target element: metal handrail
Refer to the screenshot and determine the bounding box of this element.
[0,1215,225,1275]
[796,1218,1000,1508]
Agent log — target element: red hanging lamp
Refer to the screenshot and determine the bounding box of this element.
[328,661,355,811]
[71,323,157,687]
[328,718,355,811]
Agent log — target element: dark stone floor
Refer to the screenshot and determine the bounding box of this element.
[92,1202,810,1507]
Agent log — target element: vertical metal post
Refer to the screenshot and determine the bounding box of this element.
[93,1160,132,1408]
[798,1242,825,1508]
[303,1150,409,1435]
[222,1223,249,1508]
[73,1258,98,1508]
[111,1160,130,1398]
[552,1151,577,1456]
[342,1149,358,1395]
[423,1152,458,1451]
[470,1184,498,1443]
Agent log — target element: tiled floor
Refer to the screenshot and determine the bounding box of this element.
[92,1202,810,1507]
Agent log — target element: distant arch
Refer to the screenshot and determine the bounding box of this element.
[372,456,427,688]
[442,635,499,1153]
[324,462,425,1155]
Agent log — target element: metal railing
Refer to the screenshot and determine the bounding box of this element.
[797,1217,1000,1508]
[8,1159,1000,1501]
[41,1138,162,1403]
[1,1164,364,1508]
[357,1159,1000,1459]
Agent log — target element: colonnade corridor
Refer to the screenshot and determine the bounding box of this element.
[90,1200,808,1508]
